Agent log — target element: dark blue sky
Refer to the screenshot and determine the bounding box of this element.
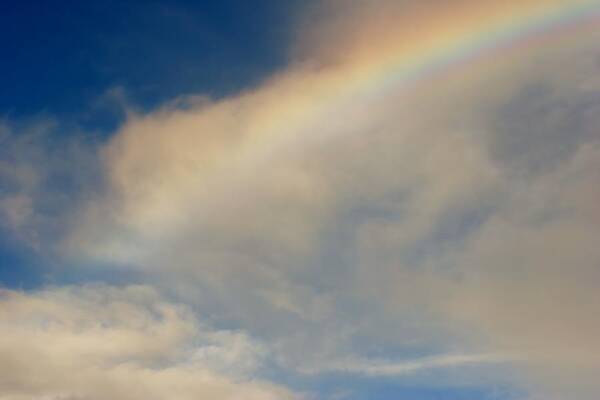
[0,0,305,127]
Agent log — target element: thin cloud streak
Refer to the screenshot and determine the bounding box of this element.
[304,353,518,377]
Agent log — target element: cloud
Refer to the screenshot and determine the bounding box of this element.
[3,1,600,398]
[302,353,516,377]
[0,119,100,253]
[0,285,297,400]
[58,1,600,396]
[444,141,600,397]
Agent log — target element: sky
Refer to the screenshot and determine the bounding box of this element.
[1,1,600,399]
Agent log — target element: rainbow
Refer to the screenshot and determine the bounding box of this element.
[244,0,600,154]
[352,0,600,102]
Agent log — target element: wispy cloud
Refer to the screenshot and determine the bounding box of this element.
[304,353,518,377]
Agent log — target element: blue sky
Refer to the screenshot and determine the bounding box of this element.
[1,0,301,128]
[1,1,600,399]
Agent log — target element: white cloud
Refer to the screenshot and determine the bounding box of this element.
[0,285,297,400]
